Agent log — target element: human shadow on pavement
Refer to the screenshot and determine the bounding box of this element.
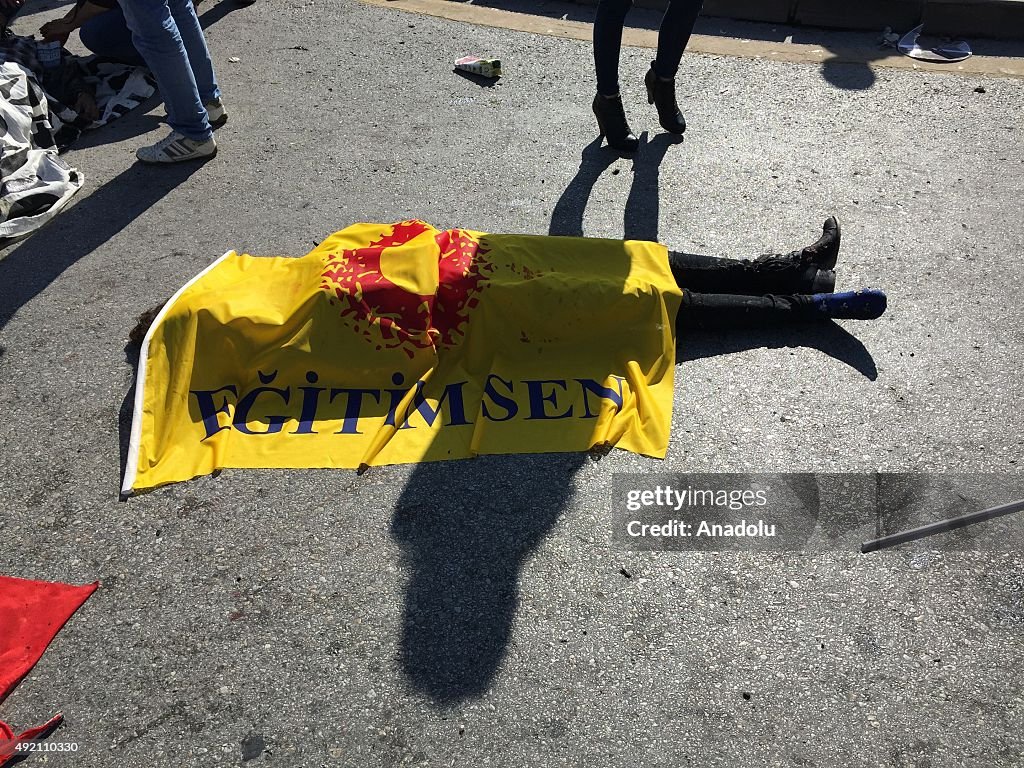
[549,132,682,239]
[678,320,879,380]
[819,55,881,90]
[548,137,617,237]
[6,0,74,23]
[0,161,203,337]
[623,132,683,242]
[196,0,247,28]
[390,451,587,704]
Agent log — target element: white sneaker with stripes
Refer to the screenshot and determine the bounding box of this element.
[204,97,228,128]
[136,131,217,164]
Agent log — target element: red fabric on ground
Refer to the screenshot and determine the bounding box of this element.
[0,576,97,702]
[0,713,63,766]
[0,576,97,766]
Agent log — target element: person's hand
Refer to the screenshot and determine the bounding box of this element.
[75,92,99,122]
[39,18,73,43]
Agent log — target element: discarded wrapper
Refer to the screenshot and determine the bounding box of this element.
[898,24,972,62]
[455,56,502,78]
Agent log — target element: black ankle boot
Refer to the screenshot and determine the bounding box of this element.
[592,94,639,152]
[644,62,686,134]
[800,216,841,269]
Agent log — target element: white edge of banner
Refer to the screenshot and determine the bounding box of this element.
[120,251,237,497]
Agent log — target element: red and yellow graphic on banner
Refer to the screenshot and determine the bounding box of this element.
[122,221,682,492]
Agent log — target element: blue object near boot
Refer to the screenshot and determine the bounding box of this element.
[811,289,887,320]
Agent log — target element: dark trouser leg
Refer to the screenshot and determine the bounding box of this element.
[1,4,23,27]
[677,288,817,330]
[668,249,815,295]
[594,0,633,96]
[80,6,145,65]
[654,0,704,79]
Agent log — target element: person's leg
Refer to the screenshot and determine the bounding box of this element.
[653,0,704,80]
[166,0,220,103]
[593,0,632,97]
[80,6,145,65]
[677,287,887,330]
[645,0,703,134]
[592,0,638,152]
[668,217,840,295]
[677,289,815,329]
[118,0,212,142]
[669,250,834,295]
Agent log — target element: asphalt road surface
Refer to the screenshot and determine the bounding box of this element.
[1,0,1022,766]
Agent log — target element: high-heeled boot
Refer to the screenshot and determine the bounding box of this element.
[592,94,639,152]
[644,61,686,134]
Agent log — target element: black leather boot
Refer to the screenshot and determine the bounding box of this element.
[799,216,841,269]
[644,62,686,134]
[753,217,842,293]
[592,94,639,152]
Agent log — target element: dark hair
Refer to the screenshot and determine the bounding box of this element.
[128,302,167,346]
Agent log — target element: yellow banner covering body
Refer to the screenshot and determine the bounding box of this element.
[123,221,682,492]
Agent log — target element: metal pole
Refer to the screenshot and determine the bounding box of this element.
[861,497,1024,553]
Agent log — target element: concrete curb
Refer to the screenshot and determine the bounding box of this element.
[360,0,1024,78]
[682,0,1024,41]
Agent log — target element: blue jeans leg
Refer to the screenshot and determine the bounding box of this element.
[80,6,145,65]
[117,0,212,141]
[167,0,219,103]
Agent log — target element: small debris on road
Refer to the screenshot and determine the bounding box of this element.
[898,25,972,62]
[241,732,265,762]
[455,56,502,79]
